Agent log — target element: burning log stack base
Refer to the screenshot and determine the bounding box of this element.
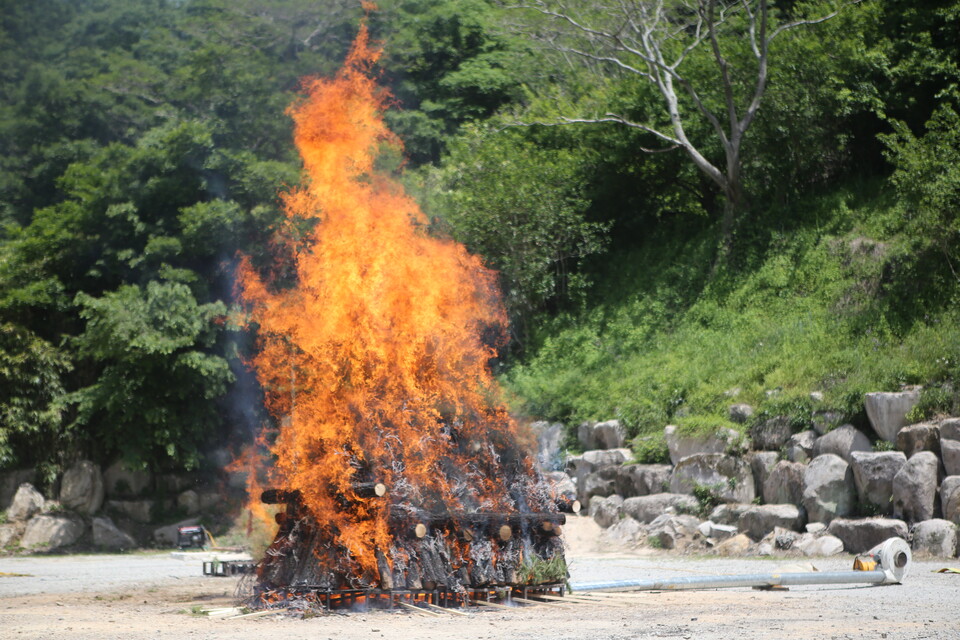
[247,487,569,611]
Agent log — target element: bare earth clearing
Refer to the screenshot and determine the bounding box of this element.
[1,516,957,640]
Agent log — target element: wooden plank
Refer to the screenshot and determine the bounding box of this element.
[470,599,514,610]
[398,601,444,617]
[425,603,470,616]
[510,596,566,608]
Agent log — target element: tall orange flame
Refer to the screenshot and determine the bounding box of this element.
[237,25,539,577]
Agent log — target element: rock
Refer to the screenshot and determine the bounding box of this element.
[103,460,152,498]
[738,504,803,541]
[750,417,793,451]
[20,514,85,550]
[647,514,701,550]
[532,421,565,471]
[810,391,825,403]
[802,454,857,524]
[600,517,644,548]
[581,448,632,468]
[812,425,872,464]
[849,451,906,515]
[106,499,154,524]
[578,420,627,451]
[812,411,844,436]
[806,522,827,534]
[92,516,137,550]
[941,476,960,525]
[0,524,21,547]
[827,517,909,554]
[708,503,754,526]
[785,430,817,463]
[663,425,742,466]
[941,418,960,476]
[761,526,802,551]
[157,474,194,494]
[763,461,806,506]
[896,423,941,459]
[700,521,738,541]
[153,518,200,547]
[728,404,754,424]
[798,535,844,556]
[892,451,940,523]
[178,490,201,515]
[0,469,35,510]
[615,464,672,497]
[865,390,921,442]
[590,494,624,529]
[910,519,958,557]
[622,493,698,524]
[670,453,755,503]
[59,460,104,515]
[715,533,753,556]
[757,543,774,556]
[747,451,779,498]
[7,483,45,521]
[579,467,619,503]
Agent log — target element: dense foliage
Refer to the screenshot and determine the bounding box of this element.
[1,0,958,479]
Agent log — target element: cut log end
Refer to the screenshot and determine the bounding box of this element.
[498,524,513,541]
[414,523,428,539]
[570,500,581,514]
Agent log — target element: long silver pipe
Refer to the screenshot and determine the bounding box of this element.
[570,570,888,592]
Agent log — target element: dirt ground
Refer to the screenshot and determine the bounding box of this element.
[2,517,958,640]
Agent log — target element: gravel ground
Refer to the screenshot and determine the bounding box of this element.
[1,517,958,640]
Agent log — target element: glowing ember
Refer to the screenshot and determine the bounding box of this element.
[236,23,563,595]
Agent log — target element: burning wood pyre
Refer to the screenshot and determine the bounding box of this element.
[235,22,569,609]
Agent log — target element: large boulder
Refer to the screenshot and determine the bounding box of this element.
[664,425,742,466]
[600,517,644,549]
[941,476,960,525]
[812,411,844,436]
[941,419,960,476]
[0,524,21,548]
[750,417,793,451]
[784,430,817,464]
[747,452,779,499]
[92,516,137,550]
[708,503,754,526]
[827,517,909,554]
[728,404,754,424]
[0,469,35,510]
[738,504,803,541]
[813,425,872,464]
[715,533,753,556]
[763,461,806,506]
[892,451,940,523]
[802,454,856,524]
[590,494,625,529]
[580,448,632,469]
[896,423,941,459]
[849,451,907,515]
[798,534,844,557]
[670,453,755,503]
[622,493,698,524]
[103,460,152,498]
[578,420,626,451]
[59,460,104,515]
[579,467,619,503]
[7,483,45,521]
[910,519,958,557]
[20,514,85,550]
[615,464,672,498]
[865,390,921,442]
[106,499,155,524]
[647,514,702,550]
[532,421,565,471]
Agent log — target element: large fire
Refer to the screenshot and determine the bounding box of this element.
[236,24,564,595]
